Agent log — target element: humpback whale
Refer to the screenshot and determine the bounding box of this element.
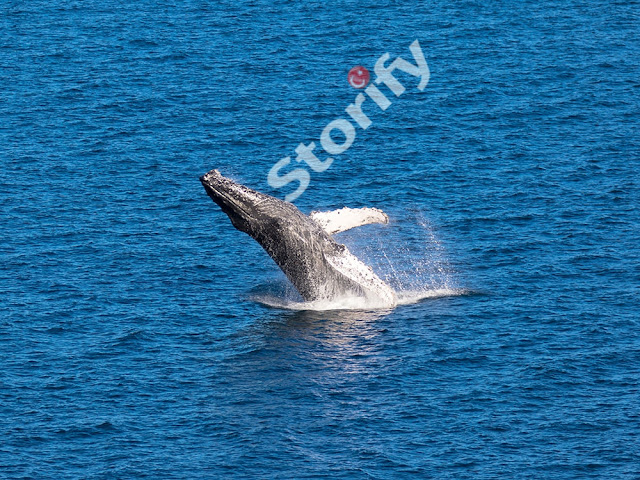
[200,169,397,307]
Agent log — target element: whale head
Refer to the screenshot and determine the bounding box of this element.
[200,170,266,235]
[200,169,295,236]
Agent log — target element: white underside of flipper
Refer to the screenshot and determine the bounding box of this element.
[310,207,389,235]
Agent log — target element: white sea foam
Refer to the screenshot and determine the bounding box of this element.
[252,294,394,311]
[252,287,465,311]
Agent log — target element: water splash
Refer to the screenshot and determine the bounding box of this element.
[250,211,466,311]
[375,215,457,293]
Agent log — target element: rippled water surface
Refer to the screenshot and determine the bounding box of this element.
[1,1,639,478]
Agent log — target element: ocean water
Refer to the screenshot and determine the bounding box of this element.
[1,1,639,478]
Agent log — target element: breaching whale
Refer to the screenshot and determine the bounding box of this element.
[200,169,397,307]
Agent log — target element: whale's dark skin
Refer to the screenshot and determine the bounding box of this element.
[200,169,395,303]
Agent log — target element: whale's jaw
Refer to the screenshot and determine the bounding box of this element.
[200,170,265,234]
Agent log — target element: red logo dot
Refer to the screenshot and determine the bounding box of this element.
[348,66,370,89]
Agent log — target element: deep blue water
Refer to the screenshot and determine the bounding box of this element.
[1,1,639,478]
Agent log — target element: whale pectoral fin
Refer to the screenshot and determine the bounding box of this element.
[309,207,389,235]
